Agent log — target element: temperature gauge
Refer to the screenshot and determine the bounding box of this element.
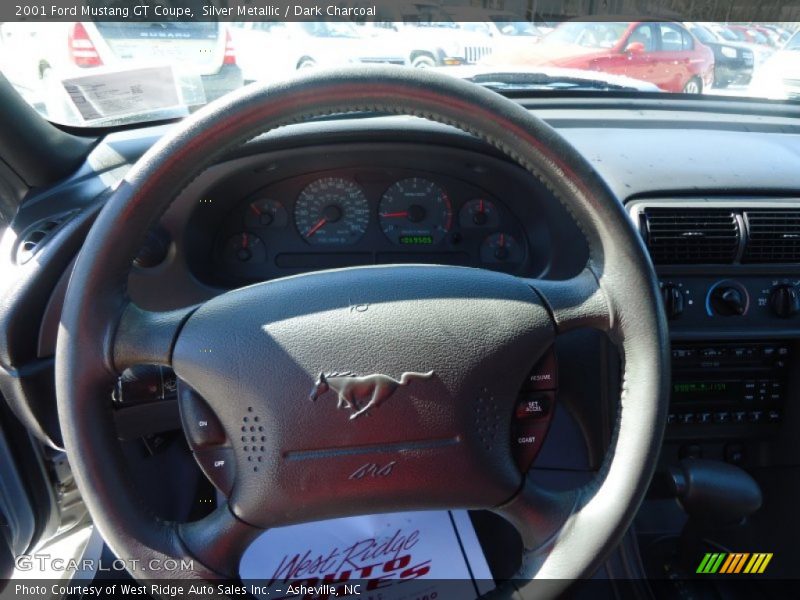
[222,232,266,264]
[481,232,523,264]
[459,198,499,228]
[245,199,288,229]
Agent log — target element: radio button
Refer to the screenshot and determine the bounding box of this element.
[714,411,730,424]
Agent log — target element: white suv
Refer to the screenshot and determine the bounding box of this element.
[0,21,242,123]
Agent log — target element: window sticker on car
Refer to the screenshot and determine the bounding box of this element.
[60,65,184,122]
[239,510,494,599]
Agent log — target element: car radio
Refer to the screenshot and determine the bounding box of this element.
[668,341,788,434]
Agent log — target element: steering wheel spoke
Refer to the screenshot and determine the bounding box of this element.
[525,267,612,335]
[494,479,579,552]
[112,301,196,373]
[179,503,264,579]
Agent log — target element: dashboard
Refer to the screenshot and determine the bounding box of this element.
[4,99,800,577]
[171,143,577,292]
[209,167,527,282]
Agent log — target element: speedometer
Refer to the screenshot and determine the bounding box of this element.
[378,178,452,245]
[294,178,370,246]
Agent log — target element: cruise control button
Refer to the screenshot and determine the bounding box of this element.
[515,393,552,419]
[179,384,226,448]
[194,447,235,495]
[522,347,557,391]
[512,421,549,473]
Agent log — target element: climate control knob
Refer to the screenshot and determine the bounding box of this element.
[661,284,684,320]
[709,285,746,316]
[769,285,800,318]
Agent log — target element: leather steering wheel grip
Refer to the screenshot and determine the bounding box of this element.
[55,66,669,594]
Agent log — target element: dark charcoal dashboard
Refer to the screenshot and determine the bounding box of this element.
[185,146,547,286]
[3,101,800,578]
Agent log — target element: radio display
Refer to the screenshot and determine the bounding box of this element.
[672,380,742,403]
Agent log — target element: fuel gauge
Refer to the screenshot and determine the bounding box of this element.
[222,232,266,264]
[481,232,523,264]
[460,198,499,228]
[245,199,288,229]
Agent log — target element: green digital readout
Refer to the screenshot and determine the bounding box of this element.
[673,382,728,394]
[399,235,434,245]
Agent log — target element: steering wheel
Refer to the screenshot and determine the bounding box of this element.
[55,67,668,596]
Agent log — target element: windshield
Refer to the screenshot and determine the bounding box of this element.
[1,15,798,128]
[491,19,539,37]
[546,21,629,48]
[688,24,716,44]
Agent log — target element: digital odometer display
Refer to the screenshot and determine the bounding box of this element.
[399,235,434,245]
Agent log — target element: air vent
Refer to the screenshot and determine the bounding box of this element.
[15,211,76,264]
[642,208,740,264]
[743,210,800,263]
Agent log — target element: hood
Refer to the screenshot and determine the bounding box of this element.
[442,64,662,92]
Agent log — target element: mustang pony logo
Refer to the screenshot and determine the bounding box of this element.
[310,371,435,420]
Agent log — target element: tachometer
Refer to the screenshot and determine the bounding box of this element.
[378,178,452,245]
[294,178,370,245]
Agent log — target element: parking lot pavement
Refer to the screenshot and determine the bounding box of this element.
[708,83,758,98]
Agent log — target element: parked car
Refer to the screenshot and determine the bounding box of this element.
[0,21,242,122]
[484,20,715,93]
[231,21,407,83]
[750,30,800,100]
[703,22,774,65]
[356,2,494,67]
[726,24,775,47]
[684,22,754,87]
[445,7,544,52]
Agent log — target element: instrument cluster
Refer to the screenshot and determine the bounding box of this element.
[212,167,530,283]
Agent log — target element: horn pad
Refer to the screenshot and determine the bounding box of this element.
[172,265,555,527]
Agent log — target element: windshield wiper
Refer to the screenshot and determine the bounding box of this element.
[466,71,646,92]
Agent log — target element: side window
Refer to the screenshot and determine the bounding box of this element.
[659,23,692,51]
[627,24,654,51]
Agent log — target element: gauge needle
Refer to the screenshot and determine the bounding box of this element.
[241,232,248,248]
[305,217,327,238]
[499,233,505,247]
[381,211,409,218]
[249,204,261,216]
[479,199,485,213]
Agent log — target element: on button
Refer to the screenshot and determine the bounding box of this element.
[179,384,226,449]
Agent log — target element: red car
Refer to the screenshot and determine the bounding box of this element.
[484,21,715,93]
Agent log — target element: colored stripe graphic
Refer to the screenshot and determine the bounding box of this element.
[697,552,772,574]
